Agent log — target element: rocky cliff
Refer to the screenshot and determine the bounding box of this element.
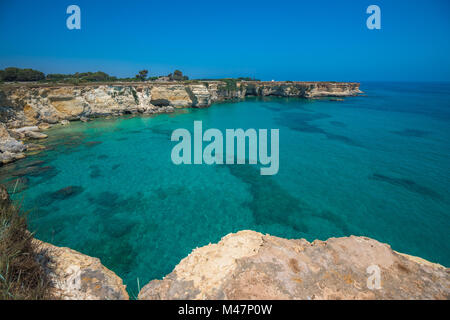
[0,81,360,165]
[138,230,449,300]
[0,81,361,127]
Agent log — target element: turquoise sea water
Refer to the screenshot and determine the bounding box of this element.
[1,82,449,296]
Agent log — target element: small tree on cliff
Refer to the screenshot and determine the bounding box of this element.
[169,70,188,81]
[136,70,149,81]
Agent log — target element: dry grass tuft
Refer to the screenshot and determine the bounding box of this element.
[0,185,51,300]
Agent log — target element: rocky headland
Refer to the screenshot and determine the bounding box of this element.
[0,80,361,165]
[30,230,450,300]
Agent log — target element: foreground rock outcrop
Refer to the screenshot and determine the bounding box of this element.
[138,230,449,300]
[34,239,129,300]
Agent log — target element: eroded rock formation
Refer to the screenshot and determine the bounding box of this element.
[138,230,449,300]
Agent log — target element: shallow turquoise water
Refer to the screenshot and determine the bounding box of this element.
[1,82,449,296]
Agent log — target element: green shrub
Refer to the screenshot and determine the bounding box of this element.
[169,70,188,81]
[221,79,238,91]
[135,70,148,81]
[0,67,45,82]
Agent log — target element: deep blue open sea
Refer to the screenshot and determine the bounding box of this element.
[1,82,449,296]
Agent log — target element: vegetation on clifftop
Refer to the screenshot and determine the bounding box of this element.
[0,67,45,82]
[0,67,191,84]
[0,67,262,86]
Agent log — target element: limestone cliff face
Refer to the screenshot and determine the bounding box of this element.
[0,81,361,128]
[240,81,361,98]
[138,230,449,300]
[0,84,169,127]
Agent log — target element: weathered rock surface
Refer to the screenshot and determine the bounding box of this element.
[12,125,39,133]
[34,239,129,300]
[24,130,48,139]
[0,123,50,163]
[138,230,449,300]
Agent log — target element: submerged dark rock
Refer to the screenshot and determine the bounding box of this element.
[85,141,103,147]
[391,129,431,138]
[12,165,53,177]
[277,111,361,147]
[26,143,46,151]
[329,121,347,128]
[225,164,351,236]
[370,173,441,200]
[325,133,362,147]
[21,160,45,167]
[89,165,102,178]
[33,167,59,185]
[51,186,84,200]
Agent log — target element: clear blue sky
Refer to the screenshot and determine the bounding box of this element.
[1,0,449,81]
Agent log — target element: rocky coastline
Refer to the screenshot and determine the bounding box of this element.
[32,230,450,300]
[0,80,361,165]
[1,80,448,300]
